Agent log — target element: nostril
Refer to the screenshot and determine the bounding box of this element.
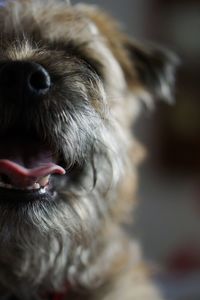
[28,67,51,96]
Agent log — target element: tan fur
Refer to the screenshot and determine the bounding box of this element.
[0,1,177,299]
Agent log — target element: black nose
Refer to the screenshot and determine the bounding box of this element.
[0,61,51,101]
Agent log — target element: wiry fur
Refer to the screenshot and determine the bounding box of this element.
[0,1,177,299]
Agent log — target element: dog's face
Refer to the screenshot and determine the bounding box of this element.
[0,0,177,296]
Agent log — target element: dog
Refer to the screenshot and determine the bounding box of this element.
[0,0,177,299]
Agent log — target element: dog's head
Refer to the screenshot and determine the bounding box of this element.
[0,0,177,295]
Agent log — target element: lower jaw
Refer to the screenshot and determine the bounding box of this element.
[0,184,56,207]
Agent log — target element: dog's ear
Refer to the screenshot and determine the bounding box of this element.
[124,41,179,103]
[78,4,179,104]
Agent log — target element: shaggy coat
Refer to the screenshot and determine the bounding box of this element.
[0,1,177,299]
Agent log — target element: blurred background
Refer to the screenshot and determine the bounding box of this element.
[73,0,200,298]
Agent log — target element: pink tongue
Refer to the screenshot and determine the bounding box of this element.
[0,160,65,188]
[0,136,66,188]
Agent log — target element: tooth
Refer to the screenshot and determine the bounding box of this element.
[38,175,50,187]
[33,183,40,190]
[40,187,47,194]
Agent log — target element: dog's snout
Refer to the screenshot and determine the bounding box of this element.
[0,61,51,101]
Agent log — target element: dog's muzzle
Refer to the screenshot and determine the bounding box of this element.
[0,61,66,201]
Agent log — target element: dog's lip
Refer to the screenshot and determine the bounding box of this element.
[0,184,56,205]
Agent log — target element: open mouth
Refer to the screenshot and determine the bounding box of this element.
[0,134,66,203]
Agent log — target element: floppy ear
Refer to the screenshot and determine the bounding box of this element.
[79,4,179,103]
[125,41,179,103]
